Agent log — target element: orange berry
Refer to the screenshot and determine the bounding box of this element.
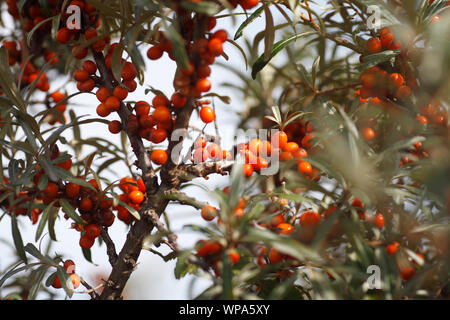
[299,211,320,228]
[208,38,223,56]
[147,45,163,60]
[243,163,254,177]
[152,95,169,107]
[113,86,128,101]
[196,78,211,93]
[152,106,172,123]
[74,69,89,82]
[171,92,187,108]
[63,259,76,274]
[400,266,416,281]
[200,106,215,123]
[72,46,88,59]
[77,78,95,92]
[79,197,93,211]
[44,182,59,198]
[415,115,429,125]
[150,127,168,143]
[366,37,382,53]
[52,275,62,288]
[84,27,98,40]
[65,183,80,198]
[283,142,299,153]
[96,87,111,103]
[387,241,400,255]
[297,160,312,175]
[241,0,260,9]
[301,133,314,149]
[361,127,375,141]
[150,149,168,165]
[79,233,95,249]
[228,250,240,264]
[135,101,150,116]
[129,190,144,204]
[389,73,404,87]
[96,103,111,117]
[268,248,283,263]
[277,223,294,235]
[380,27,394,48]
[108,120,122,134]
[105,96,120,112]
[396,85,411,100]
[85,223,101,239]
[56,27,73,44]
[201,205,217,221]
[82,60,97,74]
[70,274,81,289]
[213,29,228,43]
[121,62,137,81]
[123,79,137,92]
[272,131,288,149]
[373,212,385,229]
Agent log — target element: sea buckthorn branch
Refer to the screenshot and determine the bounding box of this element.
[160,190,209,210]
[100,226,118,266]
[98,12,215,300]
[177,161,233,182]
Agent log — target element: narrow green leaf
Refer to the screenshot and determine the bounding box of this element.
[234,6,264,40]
[11,213,27,263]
[251,31,316,79]
[59,199,87,225]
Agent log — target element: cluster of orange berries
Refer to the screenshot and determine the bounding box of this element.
[6,0,63,32]
[2,41,52,93]
[357,27,418,103]
[416,102,448,127]
[385,241,425,281]
[0,177,43,224]
[46,90,69,125]
[123,97,172,142]
[146,21,226,124]
[51,259,81,290]
[114,176,146,225]
[192,137,232,164]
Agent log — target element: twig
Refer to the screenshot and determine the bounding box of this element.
[79,277,100,299]
[100,227,118,266]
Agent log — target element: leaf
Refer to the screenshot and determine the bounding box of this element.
[243,228,324,263]
[251,31,316,79]
[296,63,313,89]
[357,50,401,71]
[221,253,233,299]
[234,5,264,40]
[118,200,141,220]
[82,247,93,263]
[311,56,321,90]
[225,39,248,70]
[11,213,27,263]
[163,20,190,70]
[26,16,55,47]
[202,92,231,104]
[180,1,220,15]
[59,199,87,225]
[263,3,275,61]
[175,251,198,279]
[0,262,42,287]
[0,48,25,109]
[28,265,48,300]
[56,266,74,297]
[35,201,52,241]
